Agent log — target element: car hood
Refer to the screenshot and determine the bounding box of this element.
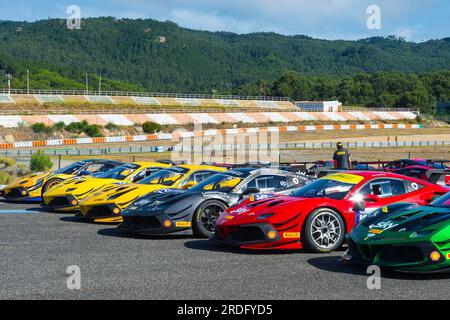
[43,177,119,198]
[216,195,314,226]
[49,173,74,180]
[351,205,450,244]
[80,183,178,206]
[122,188,193,216]
[5,172,50,189]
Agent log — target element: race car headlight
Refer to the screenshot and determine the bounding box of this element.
[27,178,44,191]
[257,213,275,220]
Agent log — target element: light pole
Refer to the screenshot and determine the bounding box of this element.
[98,74,102,95]
[85,73,89,95]
[26,69,30,94]
[6,73,12,95]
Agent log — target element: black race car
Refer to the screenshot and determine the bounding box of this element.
[118,168,313,238]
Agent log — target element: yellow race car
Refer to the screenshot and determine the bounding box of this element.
[2,159,123,202]
[78,164,227,223]
[42,161,171,212]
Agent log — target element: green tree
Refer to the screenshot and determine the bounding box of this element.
[30,150,53,172]
[142,121,162,134]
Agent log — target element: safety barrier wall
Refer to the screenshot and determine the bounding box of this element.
[0,123,422,150]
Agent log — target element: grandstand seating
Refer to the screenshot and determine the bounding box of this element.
[2,111,418,128]
[175,98,201,106]
[0,93,298,110]
[85,95,114,104]
[0,93,420,130]
[34,94,64,103]
[0,116,24,128]
[62,95,89,104]
[111,96,135,105]
[0,94,14,104]
[131,96,160,105]
[255,100,280,109]
[99,114,134,126]
[10,94,36,105]
[215,99,241,107]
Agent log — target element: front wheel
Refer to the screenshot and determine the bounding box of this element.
[192,200,228,238]
[303,208,345,253]
[41,178,63,197]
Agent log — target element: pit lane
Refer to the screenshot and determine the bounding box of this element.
[0,201,449,300]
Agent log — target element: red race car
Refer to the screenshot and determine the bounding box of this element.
[213,171,448,253]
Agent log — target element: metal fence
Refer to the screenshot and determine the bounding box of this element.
[2,140,448,159]
[341,107,417,113]
[297,106,416,113]
[0,89,290,101]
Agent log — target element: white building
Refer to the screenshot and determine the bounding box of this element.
[295,100,342,112]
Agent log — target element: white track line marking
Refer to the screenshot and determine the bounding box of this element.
[0,210,42,214]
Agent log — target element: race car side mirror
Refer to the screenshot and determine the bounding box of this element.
[353,201,365,212]
[364,194,379,202]
[79,170,90,176]
[132,175,145,183]
[242,187,260,196]
[182,181,197,189]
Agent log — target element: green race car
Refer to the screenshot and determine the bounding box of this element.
[344,191,450,273]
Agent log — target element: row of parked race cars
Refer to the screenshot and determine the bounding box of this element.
[1,158,450,273]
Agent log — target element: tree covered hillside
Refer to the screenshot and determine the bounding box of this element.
[0,17,449,94]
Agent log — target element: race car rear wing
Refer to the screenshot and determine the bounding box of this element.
[425,169,450,187]
[201,161,313,175]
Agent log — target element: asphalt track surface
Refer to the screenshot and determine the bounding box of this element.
[1,200,449,300]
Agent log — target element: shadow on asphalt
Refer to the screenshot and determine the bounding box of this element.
[97,227,195,240]
[26,207,51,213]
[184,239,299,255]
[0,199,41,205]
[307,256,450,280]
[59,216,89,223]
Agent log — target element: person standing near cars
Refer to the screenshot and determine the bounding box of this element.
[333,142,351,170]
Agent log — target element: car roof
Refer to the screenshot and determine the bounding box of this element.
[130,162,171,167]
[175,164,227,171]
[339,170,433,183]
[84,159,123,164]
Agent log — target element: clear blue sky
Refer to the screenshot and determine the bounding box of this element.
[0,0,448,41]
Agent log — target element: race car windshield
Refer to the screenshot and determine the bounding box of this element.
[138,168,186,186]
[410,160,427,166]
[291,179,355,200]
[429,192,450,208]
[95,164,139,180]
[190,174,242,192]
[55,162,84,175]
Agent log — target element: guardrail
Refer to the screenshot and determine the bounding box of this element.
[1,89,290,101]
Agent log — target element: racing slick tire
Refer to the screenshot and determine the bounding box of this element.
[303,208,345,253]
[41,178,64,197]
[193,200,228,238]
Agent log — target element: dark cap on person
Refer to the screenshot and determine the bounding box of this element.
[337,142,343,148]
